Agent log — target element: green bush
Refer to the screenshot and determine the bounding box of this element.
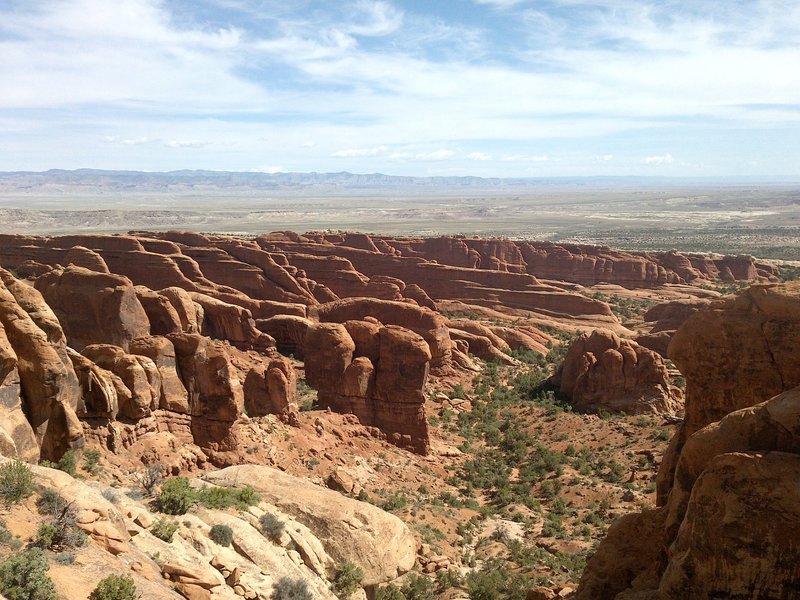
[82,449,102,475]
[0,459,35,506]
[465,561,530,600]
[157,477,196,515]
[271,577,312,600]
[259,513,285,542]
[332,562,363,599]
[40,449,77,476]
[34,506,87,550]
[376,574,435,600]
[0,548,57,600]
[196,485,260,511]
[151,518,179,542]
[36,489,67,515]
[89,574,138,600]
[209,524,233,547]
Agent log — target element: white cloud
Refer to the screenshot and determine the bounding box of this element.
[502,154,549,162]
[164,140,207,148]
[594,154,614,162]
[302,141,317,148]
[474,0,525,8]
[415,149,455,160]
[331,145,388,157]
[641,153,674,165]
[466,152,493,161]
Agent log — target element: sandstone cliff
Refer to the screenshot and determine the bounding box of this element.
[576,282,800,599]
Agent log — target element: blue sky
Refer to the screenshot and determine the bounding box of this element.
[1,0,798,177]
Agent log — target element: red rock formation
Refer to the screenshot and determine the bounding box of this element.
[129,336,190,414]
[0,273,83,460]
[313,298,452,373]
[0,320,40,461]
[577,282,800,599]
[34,266,150,352]
[243,358,296,417]
[82,344,160,420]
[304,322,431,453]
[189,292,274,351]
[554,331,682,415]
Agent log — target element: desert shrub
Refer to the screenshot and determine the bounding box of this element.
[139,462,163,496]
[196,485,259,511]
[34,506,87,550]
[332,562,363,599]
[465,560,530,600]
[209,524,233,547]
[89,574,137,600]
[102,488,120,504]
[82,449,102,475]
[151,518,179,542]
[157,477,195,515]
[36,489,67,515]
[0,459,35,506]
[54,552,75,565]
[377,574,436,600]
[0,548,58,600]
[40,449,77,476]
[259,513,285,542]
[271,577,312,600]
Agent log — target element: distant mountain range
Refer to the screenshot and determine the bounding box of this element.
[0,169,795,197]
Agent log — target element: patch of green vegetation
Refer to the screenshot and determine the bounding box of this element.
[151,517,179,542]
[0,548,57,600]
[0,459,35,507]
[332,562,364,599]
[89,574,137,600]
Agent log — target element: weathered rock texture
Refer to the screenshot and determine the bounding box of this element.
[204,464,416,588]
[304,321,432,453]
[554,331,682,415]
[0,270,83,460]
[576,282,800,600]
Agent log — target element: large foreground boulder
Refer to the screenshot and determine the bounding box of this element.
[203,464,416,587]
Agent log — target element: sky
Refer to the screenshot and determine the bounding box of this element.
[1,0,799,177]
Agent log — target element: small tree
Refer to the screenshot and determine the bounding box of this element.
[209,524,233,547]
[89,574,138,600]
[150,518,179,542]
[82,449,102,475]
[0,459,35,506]
[0,548,57,600]
[332,562,364,599]
[139,462,163,497]
[157,477,195,515]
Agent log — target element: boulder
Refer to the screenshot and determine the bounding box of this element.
[203,465,416,587]
[554,330,681,415]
